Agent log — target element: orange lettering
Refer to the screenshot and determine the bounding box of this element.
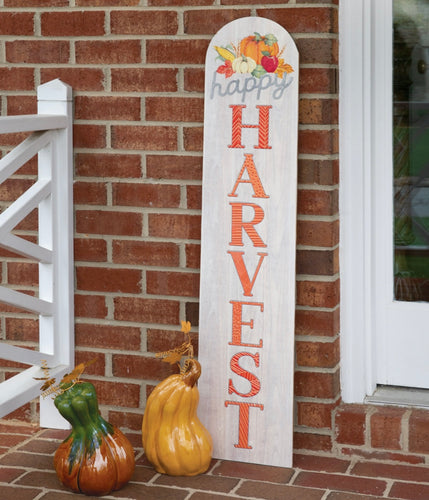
[224,400,264,449]
[228,251,267,297]
[228,105,272,149]
[230,202,267,248]
[229,300,263,348]
[228,154,269,199]
[229,352,261,398]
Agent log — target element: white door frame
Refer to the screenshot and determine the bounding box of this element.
[339,0,393,403]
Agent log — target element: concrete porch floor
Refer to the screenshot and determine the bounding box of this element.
[1,422,429,500]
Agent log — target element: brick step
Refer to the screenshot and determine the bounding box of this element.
[1,425,429,499]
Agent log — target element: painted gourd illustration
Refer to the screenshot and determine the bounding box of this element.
[37,362,135,496]
[142,321,213,476]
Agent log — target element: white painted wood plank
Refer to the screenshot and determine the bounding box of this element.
[0,130,53,185]
[0,114,68,134]
[0,286,52,315]
[0,233,52,263]
[0,364,69,421]
[0,344,54,366]
[38,78,73,102]
[38,88,74,372]
[198,17,299,468]
[0,367,47,418]
[40,384,70,429]
[37,79,74,429]
[0,178,51,233]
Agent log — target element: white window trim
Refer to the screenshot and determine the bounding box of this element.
[339,0,393,403]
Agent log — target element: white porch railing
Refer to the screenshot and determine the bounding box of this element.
[0,79,74,429]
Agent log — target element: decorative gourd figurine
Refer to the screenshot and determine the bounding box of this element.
[38,362,135,496]
[142,321,213,476]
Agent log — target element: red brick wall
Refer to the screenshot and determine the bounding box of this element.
[0,1,343,454]
[334,405,429,464]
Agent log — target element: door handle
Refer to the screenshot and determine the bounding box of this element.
[417,59,426,74]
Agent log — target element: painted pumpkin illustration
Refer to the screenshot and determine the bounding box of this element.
[53,382,135,496]
[214,32,293,80]
[142,321,213,476]
[232,55,257,74]
[239,32,279,65]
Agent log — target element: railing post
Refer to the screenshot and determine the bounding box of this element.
[37,79,74,428]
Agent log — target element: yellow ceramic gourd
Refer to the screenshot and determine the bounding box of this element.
[142,357,213,476]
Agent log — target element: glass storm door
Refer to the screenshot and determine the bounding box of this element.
[376,0,429,389]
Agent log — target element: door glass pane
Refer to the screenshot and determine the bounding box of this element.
[393,0,429,301]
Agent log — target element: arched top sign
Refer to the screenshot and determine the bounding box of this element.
[207,17,297,101]
[198,17,298,468]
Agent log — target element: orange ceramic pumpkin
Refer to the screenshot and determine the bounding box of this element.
[53,382,135,496]
[239,32,279,65]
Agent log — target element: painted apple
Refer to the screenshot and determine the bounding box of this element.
[261,55,279,73]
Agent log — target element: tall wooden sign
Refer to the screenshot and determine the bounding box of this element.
[198,17,299,467]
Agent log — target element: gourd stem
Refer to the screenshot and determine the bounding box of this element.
[55,397,85,432]
[79,383,115,435]
[55,382,114,456]
[55,382,114,434]
[181,359,201,387]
